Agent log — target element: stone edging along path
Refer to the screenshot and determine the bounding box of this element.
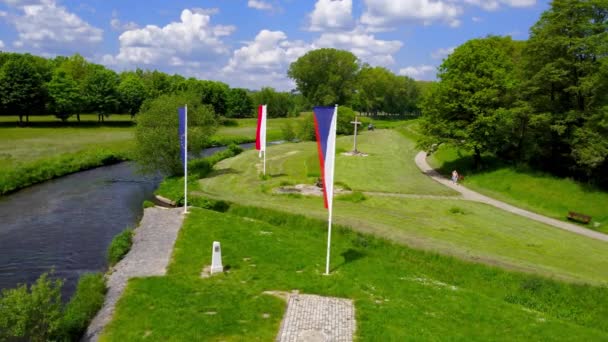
[83,207,185,341]
[415,151,608,243]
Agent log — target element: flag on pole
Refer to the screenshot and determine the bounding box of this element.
[256,104,267,175]
[313,105,338,275]
[178,106,186,165]
[178,105,188,213]
[313,105,338,211]
[255,105,267,158]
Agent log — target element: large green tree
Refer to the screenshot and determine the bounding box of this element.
[83,65,120,122]
[0,55,48,124]
[226,88,254,118]
[47,69,82,122]
[288,48,360,106]
[521,0,608,177]
[118,73,147,118]
[353,66,420,115]
[250,87,294,118]
[420,36,523,168]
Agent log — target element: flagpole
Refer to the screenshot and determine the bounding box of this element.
[325,208,333,275]
[325,104,338,275]
[263,104,267,175]
[184,104,188,214]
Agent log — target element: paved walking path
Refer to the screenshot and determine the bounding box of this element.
[83,207,185,341]
[277,294,356,342]
[415,151,608,242]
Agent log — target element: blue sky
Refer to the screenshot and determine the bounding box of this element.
[0,0,550,90]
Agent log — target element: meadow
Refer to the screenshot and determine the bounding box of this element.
[427,135,608,234]
[157,129,608,284]
[101,207,608,340]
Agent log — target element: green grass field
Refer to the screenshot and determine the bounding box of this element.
[213,117,303,144]
[152,130,608,284]
[428,144,608,234]
[101,208,608,340]
[0,115,135,194]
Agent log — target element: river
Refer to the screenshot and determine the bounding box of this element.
[0,142,259,299]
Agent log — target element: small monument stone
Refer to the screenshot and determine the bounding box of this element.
[211,241,223,274]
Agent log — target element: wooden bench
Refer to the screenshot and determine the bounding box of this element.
[567,211,591,224]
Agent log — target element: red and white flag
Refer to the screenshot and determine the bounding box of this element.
[255,105,267,158]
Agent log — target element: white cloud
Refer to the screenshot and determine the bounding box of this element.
[0,40,4,49]
[399,65,436,80]
[2,0,103,54]
[248,0,273,11]
[463,0,536,11]
[314,27,402,66]
[361,0,463,30]
[472,16,483,22]
[431,46,454,59]
[308,0,354,31]
[221,25,405,90]
[110,12,139,32]
[106,9,235,68]
[222,29,310,90]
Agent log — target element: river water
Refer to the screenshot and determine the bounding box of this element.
[0,142,264,299]
[0,162,160,299]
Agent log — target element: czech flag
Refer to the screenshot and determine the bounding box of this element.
[255,104,267,158]
[313,105,338,211]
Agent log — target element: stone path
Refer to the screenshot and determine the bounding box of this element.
[415,151,608,242]
[83,207,185,341]
[277,294,356,342]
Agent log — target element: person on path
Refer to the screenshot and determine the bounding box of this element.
[452,170,459,184]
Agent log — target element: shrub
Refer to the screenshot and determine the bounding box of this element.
[107,229,134,266]
[281,121,296,142]
[0,272,63,342]
[297,113,316,141]
[57,273,106,341]
[336,106,357,135]
[449,207,466,215]
[337,191,366,203]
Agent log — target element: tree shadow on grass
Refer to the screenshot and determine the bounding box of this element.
[0,121,134,129]
[206,168,241,179]
[331,248,366,272]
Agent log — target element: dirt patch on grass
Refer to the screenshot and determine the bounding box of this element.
[274,184,352,196]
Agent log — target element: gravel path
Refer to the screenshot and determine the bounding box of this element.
[83,207,185,341]
[277,294,356,342]
[415,151,608,242]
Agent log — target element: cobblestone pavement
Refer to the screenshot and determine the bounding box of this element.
[83,207,185,341]
[415,151,608,242]
[277,294,356,342]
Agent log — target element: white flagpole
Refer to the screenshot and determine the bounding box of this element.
[184,104,188,214]
[325,207,333,275]
[325,104,338,275]
[263,104,267,176]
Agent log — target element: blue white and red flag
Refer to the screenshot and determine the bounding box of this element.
[313,105,337,211]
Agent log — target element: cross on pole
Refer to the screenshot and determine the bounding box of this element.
[350,116,362,153]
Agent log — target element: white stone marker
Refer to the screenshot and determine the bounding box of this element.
[210,241,223,274]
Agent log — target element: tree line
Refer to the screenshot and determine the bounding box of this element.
[0,48,424,125]
[419,0,608,187]
[287,48,421,116]
[0,53,308,124]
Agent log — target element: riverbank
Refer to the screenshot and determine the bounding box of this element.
[84,207,184,341]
